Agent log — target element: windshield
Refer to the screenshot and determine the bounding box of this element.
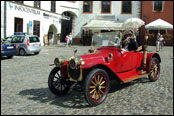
[92,31,122,47]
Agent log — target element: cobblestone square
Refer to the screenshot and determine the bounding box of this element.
[1,45,173,115]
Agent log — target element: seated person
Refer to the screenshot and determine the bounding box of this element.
[122,34,138,51]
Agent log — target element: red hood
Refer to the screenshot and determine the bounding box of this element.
[80,53,102,60]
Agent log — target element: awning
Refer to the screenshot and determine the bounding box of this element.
[83,20,124,30]
[145,18,173,30]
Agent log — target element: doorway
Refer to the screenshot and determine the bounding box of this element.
[48,24,57,45]
[61,12,73,42]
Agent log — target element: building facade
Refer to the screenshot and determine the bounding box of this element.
[4,1,79,46]
[1,1,6,39]
[140,1,173,45]
[72,1,141,45]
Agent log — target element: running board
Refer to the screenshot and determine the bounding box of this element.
[123,73,149,83]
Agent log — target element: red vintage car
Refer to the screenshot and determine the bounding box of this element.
[48,38,161,106]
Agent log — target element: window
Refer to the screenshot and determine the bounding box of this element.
[11,36,25,43]
[83,1,93,13]
[51,1,56,13]
[101,1,111,13]
[34,1,40,9]
[14,17,23,32]
[33,20,40,37]
[153,1,163,12]
[122,1,132,14]
[29,37,40,43]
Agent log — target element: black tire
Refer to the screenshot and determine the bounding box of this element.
[34,52,39,55]
[84,68,110,106]
[19,49,26,56]
[148,57,160,82]
[7,55,13,59]
[48,67,71,95]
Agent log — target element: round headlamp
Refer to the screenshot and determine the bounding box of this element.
[54,56,65,67]
[69,56,83,69]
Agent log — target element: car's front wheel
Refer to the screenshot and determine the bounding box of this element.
[84,68,110,106]
[48,67,71,95]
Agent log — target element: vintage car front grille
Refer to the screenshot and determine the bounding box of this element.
[68,64,81,81]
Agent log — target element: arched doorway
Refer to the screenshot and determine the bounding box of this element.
[61,11,73,42]
[48,24,57,45]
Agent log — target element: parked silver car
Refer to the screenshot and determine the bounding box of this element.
[6,33,41,56]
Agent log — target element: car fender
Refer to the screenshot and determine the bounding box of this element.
[146,53,161,72]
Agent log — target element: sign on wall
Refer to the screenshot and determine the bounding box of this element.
[8,2,40,15]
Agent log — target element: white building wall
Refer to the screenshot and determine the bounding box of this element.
[5,1,79,46]
[73,1,141,38]
[1,1,5,39]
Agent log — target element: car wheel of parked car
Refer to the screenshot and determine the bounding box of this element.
[148,57,160,82]
[34,52,39,55]
[84,68,110,106]
[19,49,26,56]
[7,55,13,59]
[48,67,71,95]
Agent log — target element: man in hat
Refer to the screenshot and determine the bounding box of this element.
[122,31,138,51]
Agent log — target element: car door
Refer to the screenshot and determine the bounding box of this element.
[120,50,138,72]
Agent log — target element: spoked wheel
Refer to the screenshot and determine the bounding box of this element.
[48,67,71,95]
[148,57,160,82]
[84,68,110,106]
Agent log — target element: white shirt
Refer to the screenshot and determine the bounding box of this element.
[69,34,72,41]
[159,37,164,41]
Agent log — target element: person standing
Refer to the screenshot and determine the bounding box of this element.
[69,32,73,47]
[65,34,69,47]
[156,33,160,52]
[159,35,164,50]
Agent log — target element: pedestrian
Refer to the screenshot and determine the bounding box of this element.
[156,33,160,52]
[65,34,69,47]
[159,35,164,50]
[69,32,73,47]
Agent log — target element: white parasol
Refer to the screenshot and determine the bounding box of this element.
[145,18,173,30]
[123,17,145,35]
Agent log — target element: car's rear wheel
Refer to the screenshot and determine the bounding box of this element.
[19,49,26,56]
[48,67,71,95]
[84,68,110,106]
[148,57,160,82]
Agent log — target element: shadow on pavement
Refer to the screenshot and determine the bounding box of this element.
[18,87,90,109]
[109,77,150,93]
[18,78,150,108]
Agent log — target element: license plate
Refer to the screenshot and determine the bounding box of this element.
[33,44,39,47]
[7,46,14,49]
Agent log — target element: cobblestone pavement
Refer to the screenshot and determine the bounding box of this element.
[1,44,173,115]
